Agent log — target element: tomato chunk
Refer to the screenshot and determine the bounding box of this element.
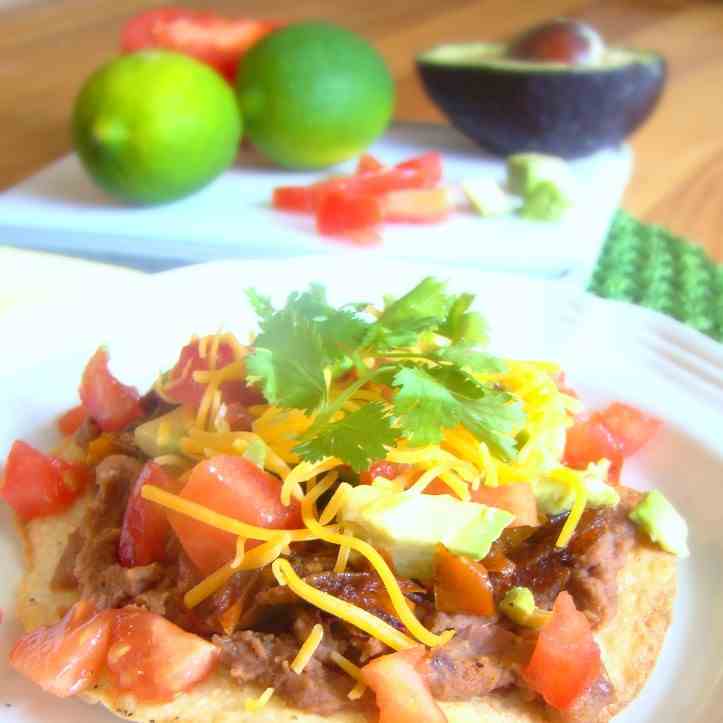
[595,402,662,457]
[523,591,601,710]
[395,152,443,187]
[434,544,495,616]
[107,608,218,701]
[119,463,177,568]
[57,405,88,436]
[272,185,315,213]
[356,153,385,174]
[1,441,90,521]
[121,8,280,82]
[564,416,623,482]
[168,455,301,575]
[79,348,143,433]
[382,188,451,223]
[10,601,113,698]
[316,190,382,236]
[359,460,409,485]
[362,646,447,723]
[472,483,538,527]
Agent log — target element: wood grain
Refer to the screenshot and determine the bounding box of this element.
[1,0,721,260]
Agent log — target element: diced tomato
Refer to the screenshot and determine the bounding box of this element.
[563,416,623,482]
[359,461,409,485]
[362,646,446,723]
[553,371,578,399]
[224,402,254,431]
[595,402,662,457]
[316,190,382,237]
[57,405,88,436]
[107,608,218,701]
[162,338,263,408]
[79,348,143,433]
[1,441,90,521]
[121,8,280,82]
[272,185,314,213]
[472,483,538,527]
[168,455,301,575]
[395,152,443,187]
[356,153,385,174]
[523,591,601,710]
[382,188,451,223]
[434,544,495,616]
[10,601,113,698]
[118,463,177,568]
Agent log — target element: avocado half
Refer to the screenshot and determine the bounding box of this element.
[417,42,666,158]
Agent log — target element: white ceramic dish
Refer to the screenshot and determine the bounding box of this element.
[0,123,631,277]
[0,256,721,722]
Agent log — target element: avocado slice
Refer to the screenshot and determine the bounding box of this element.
[340,485,513,580]
[134,405,194,458]
[416,42,665,158]
[535,461,620,516]
[629,490,689,558]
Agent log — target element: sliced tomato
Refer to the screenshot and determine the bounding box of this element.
[356,153,385,174]
[57,405,88,436]
[472,483,538,527]
[107,608,218,701]
[595,402,662,457]
[118,463,176,568]
[162,338,263,408]
[395,152,443,187]
[79,348,143,433]
[168,455,301,575]
[10,601,112,698]
[434,544,495,616]
[359,460,409,485]
[1,441,90,521]
[272,185,315,213]
[563,416,623,482]
[382,188,451,223]
[523,591,601,710]
[316,190,382,237]
[121,8,280,82]
[362,646,446,723]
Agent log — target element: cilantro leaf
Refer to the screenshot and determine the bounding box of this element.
[294,402,400,472]
[245,288,274,321]
[435,345,506,373]
[438,292,489,346]
[457,392,526,461]
[392,367,462,445]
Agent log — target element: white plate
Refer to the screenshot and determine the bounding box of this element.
[0,256,721,723]
[0,123,631,278]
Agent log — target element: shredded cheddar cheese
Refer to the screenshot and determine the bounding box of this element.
[280,457,341,506]
[334,527,352,573]
[550,467,588,548]
[244,687,275,711]
[290,623,324,674]
[407,464,449,494]
[319,482,353,525]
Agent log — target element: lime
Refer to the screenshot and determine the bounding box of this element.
[236,22,394,169]
[73,51,242,205]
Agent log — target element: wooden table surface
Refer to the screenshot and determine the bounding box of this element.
[2,0,722,261]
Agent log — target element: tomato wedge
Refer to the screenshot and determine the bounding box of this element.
[362,646,446,723]
[433,544,495,616]
[107,608,218,701]
[79,348,143,433]
[118,463,176,568]
[523,591,601,710]
[121,8,280,82]
[382,189,452,223]
[168,455,302,575]
[564,416,623,482]
[595,402,662,457]
[10,601,113,698]
[316,190,382,237]
[472,483,538,527]
[57,405,88,436]
[1,440,90,521]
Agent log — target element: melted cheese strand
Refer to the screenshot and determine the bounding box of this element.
[281,457,341,506]
[141,485,324,542]
[334,527,352,573]
[273,559,415,651]
[290,624,324,674]
[551,468,588,548]
[319,481,352,526]
[301,478,454,648]
[244,687,275,712]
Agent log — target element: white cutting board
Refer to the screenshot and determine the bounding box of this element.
[0,122,631,276]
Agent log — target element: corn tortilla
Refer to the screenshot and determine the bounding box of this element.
[16,490,677,723]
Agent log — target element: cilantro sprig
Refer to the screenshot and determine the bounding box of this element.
[245,279,525,472]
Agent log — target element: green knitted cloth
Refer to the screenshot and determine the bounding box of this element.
[590,211,723,343]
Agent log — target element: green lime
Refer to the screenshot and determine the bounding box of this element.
[236,21,394,169]
[73,51,242,205]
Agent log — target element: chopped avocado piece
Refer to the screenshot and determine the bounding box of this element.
[500,587,552,629]
[507,153,574,221]
[462,177,519,217]
[629,490,689,558]
[133,406,194,458]
[243,438,267,469]
[534,461,620,516]
[340,485,513,579]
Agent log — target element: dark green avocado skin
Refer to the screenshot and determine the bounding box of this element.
[417,55,666,158]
